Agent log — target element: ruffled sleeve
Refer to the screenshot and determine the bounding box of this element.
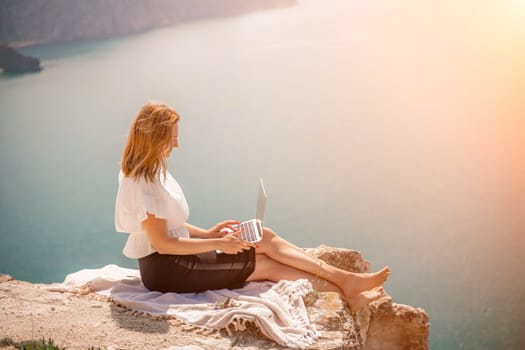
[114,171,169,234]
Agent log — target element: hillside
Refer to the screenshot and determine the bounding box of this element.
[0,0,296,48]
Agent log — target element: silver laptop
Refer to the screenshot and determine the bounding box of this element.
[233,178,267,243]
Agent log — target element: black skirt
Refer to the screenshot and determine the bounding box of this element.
[138,248,256,293]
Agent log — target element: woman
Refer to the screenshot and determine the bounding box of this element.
[115,102,390,311]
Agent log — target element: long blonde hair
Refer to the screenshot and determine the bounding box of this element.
[121,102,180,182]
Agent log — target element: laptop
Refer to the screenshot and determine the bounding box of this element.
[232,178,267,243]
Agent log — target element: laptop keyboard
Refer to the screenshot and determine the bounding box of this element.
[238,219,263,243]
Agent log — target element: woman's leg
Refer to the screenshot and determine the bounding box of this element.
[246,253,341,293]
[256,228,390,299]
[247,253,387,311]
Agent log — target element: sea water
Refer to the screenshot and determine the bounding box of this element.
[1,1,524,349]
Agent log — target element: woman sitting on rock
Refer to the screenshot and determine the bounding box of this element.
[115,102,390,311]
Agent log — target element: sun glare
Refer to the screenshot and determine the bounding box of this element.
[508,0,525,22]
[511,0,525,11]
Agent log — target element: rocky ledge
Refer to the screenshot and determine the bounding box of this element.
[305,246,429,349]
[0,45,42,73]
[0,246,429,349]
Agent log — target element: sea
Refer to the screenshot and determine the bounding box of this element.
[1,1,524,349]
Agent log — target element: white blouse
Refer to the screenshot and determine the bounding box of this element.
[114,170,190,259]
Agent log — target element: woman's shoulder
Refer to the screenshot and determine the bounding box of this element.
[118,170,165,194]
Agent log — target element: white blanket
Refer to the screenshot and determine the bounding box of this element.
[46,264,318,349]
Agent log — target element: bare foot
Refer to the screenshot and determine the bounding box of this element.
[345,287,387,313]
[342,266,390,299]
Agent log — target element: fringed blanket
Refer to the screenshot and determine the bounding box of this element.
[46,264,318,349]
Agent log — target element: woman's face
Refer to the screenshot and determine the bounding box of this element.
[164,122,179,157]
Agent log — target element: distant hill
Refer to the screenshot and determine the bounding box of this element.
[0,0,296,48]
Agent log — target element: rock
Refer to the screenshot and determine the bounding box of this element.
[306,245,429,350]
[0,45,42,73]
[306,244,371,273]
[364,299,430,350]
[0,246,429,349]
[0,273,13,282]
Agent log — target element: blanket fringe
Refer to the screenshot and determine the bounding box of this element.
[223,317,253,336]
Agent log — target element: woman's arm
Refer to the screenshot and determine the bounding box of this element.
[143,214,251,255]
[184,223,208,238]
[185,220,241,239]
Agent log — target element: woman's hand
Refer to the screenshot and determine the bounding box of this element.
[218,231,254,254]
[203,220,241,238]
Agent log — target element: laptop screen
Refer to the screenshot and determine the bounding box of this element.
[256,178,267,222]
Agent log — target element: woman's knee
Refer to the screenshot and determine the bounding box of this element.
[263,227,277,240]
[256,228,278,254]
